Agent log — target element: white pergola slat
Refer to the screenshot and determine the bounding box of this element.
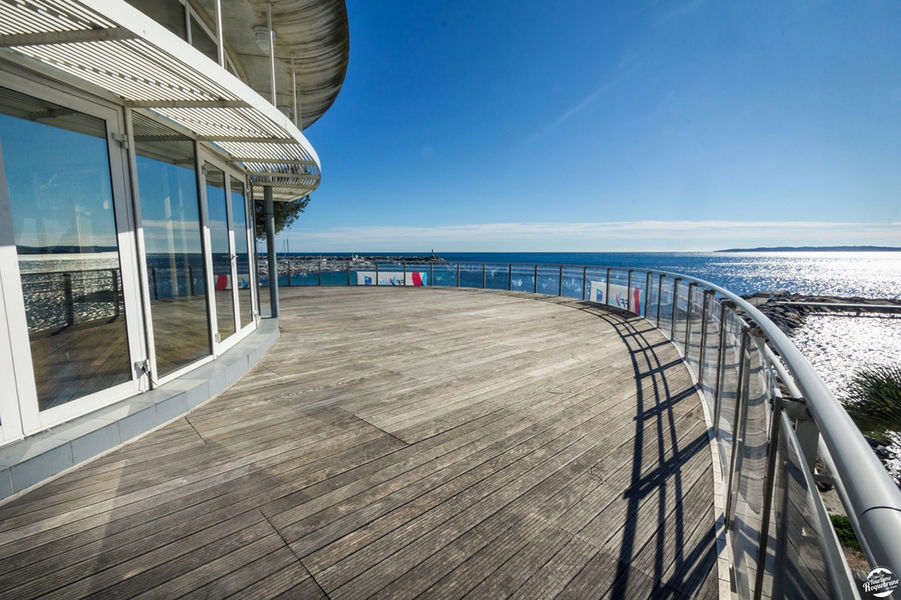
[0,0,321,201]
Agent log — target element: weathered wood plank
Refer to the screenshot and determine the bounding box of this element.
[0,287,716,599]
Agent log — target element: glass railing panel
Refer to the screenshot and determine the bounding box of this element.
[289,263,318,286]
[560,266,584,299]
[646,274,661,322]
[458,263,483,288]
[510,264,536,293]
[430,264,457,287]
[767,412,856,599]
[670,279,688,354]
[697,294,722,412]
[584,268,608,305]
[400,263,431,287]
[632,271,650,316]
[604,269,631,311]
[727,335,774,599]
[657,277,674,336]
[484,264,510,290]
[716,309,745,477]
[320,261,352,286]
[534,265,559,295]
[683,285,705,374]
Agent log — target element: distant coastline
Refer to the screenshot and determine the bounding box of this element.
[715,245,901,252]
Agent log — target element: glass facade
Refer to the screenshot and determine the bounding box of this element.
[133,114,211,377]
[205,163,236,341]
[230,176,254,328]
[0,88,131,411]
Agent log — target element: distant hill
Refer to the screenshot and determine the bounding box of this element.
[715,245,901,253]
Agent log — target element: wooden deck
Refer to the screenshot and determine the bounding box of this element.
[0,287,718,599]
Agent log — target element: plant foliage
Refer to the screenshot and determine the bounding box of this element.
[844,365,901,439]
[253,195,310,241]
[829,514,862,553]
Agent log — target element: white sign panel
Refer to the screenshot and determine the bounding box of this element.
[356,271,428,286]
[588,280,641,313]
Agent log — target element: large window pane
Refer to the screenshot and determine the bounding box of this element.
[205,164,235,340]
[0,87,131,410]
[134,114,210,377]
[230,176,253,328]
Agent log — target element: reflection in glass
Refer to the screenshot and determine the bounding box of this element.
[205,164,236,340]
[0,87,130,410]
[134,114,210,376]
[230,177,253,328]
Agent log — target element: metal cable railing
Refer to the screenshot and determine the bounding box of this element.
[264,259,901,598]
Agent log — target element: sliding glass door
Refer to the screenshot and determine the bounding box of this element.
[133,113,211,380]
[0,83,144,431]
[200,154,255,353]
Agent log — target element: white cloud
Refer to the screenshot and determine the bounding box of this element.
[269,220,901,252]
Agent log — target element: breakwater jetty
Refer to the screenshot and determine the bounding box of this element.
[257,254,447,278]
[746,292,901,335]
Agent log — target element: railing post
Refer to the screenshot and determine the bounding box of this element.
[582,267,587,300]
[794,405,821,474]
[697,290,714,388]
[771,440,790,600]
[63,272,74,326]
[347,263,351,286]
[508,264,513,291]
[151,266,158,300]
[287,260,292,287]
[656,274,664,327]
[430,263,434,287]
[189,266,195,296]
[713,300,732,436]
[684,282,696,354]
[456,263,460,287]
[670,278,681,339]
[110,269,120,317]
[754,391,784,600]
[375,262,380,286]
[644,271,651,317]
[533,265,538,293]
[627,270,633,312]
[558,265,563,296]
[482,263,486,289]
[725,325,750,526]
[605,268,611,307]
[404,262,408,286]
[318,262,322,286]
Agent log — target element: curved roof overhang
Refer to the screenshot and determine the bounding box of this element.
[187,0,349,130]
[0,0,321,202]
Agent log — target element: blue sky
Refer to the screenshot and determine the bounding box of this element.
[282,0,901,252]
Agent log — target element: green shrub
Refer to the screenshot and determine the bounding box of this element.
[829,514,862,553]
[844,365,901,440]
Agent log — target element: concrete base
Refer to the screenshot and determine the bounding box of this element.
[0,318,279,503]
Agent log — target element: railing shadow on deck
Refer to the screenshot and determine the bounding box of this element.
[598,308,716,598]
[259,259,901,598]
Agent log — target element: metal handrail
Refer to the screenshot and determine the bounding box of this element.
[267,259,901,595]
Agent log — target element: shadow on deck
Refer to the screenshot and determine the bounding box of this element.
[0,287,718,599]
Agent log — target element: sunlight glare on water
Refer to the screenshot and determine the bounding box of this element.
[688,252,901,298]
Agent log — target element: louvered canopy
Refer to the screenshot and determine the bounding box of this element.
[0,0,328,201]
